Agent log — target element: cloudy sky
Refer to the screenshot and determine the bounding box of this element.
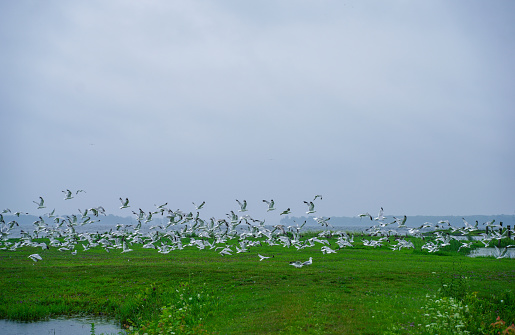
[1,0,514,220]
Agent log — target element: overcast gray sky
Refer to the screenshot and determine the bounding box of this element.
[1,0,514,220]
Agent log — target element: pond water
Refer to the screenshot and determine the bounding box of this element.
[0,316,126,335]
[468,247,515,258]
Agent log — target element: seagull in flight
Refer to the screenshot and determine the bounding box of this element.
[258,254,273,261]
[236,199,248,212]
[289,257,313,268]
[193,201,205,210]
[374,207,386,221]
[483,219,498,228]
[289,260,304,268]
[303,201,316,214]
[33,197,46,209]
[155,202,168,209]
[119,197,130,209]
[314,216,331,227]
[457,241,473,252]
[28,254,43,262]
[358,213,373,220]
[494,246,509,259]
[313,195,323,201]
[46,208,56,218]
[62,189,74,200]
[321,246,337,254]
[280,208,291,215]
[122,241,133,253]
[393,215,407,228]
[262,199,275,211]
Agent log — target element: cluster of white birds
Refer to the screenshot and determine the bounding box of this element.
[1,192,514,265]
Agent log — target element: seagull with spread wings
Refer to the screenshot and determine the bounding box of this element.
[62,189,74,200]
[236,199,248,212]
[303,201,316,214]
[33,197,46,209]
[119,197,130,209]
[262,199,275,211]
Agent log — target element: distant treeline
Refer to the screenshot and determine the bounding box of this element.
[3,214,137,226]
[280,215,515,228]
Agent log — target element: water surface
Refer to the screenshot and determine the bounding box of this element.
[468,247,515,258]
[0,316,125,335]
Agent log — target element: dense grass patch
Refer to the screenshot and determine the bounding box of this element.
[1,235,514,334]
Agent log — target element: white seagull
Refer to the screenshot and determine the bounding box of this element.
[302,257,313,266]
[457,241,473,252]
[358,212,373,221]
[62,189,74,200]
[33,197,46,209]
[289,257,313,268]
[494,246,509,259]
[258,254,273,261]
[46,208,56,218]
[314,217,331,227]
[374,207,386,221]
[236,199,248,212]
[119,197,130,209]
[280,208,291,215]
[28,254,43,262]
[289,261,304,268]
[303,201,316,214]
[262,199,275,211]
[122,241,133,253]
[193,201,205,210]
[321,246,337,254]
[393,215,407,228]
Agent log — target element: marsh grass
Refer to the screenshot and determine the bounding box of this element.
[385,260,515,335]
[1,234,514,334]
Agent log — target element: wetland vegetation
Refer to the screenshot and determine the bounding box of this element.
[1,233,514,334]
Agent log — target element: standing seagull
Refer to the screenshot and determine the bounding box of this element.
[262,199,275,211]
[303,201,316,214]
[302,257,313,266]
[119,197,130,209]
[236,199,248,212]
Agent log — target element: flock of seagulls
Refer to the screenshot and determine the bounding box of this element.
[1,192,514,265]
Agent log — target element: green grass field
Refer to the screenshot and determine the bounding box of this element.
[1,235,514,334]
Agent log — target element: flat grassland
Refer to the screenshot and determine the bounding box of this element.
[1,236,514,334]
